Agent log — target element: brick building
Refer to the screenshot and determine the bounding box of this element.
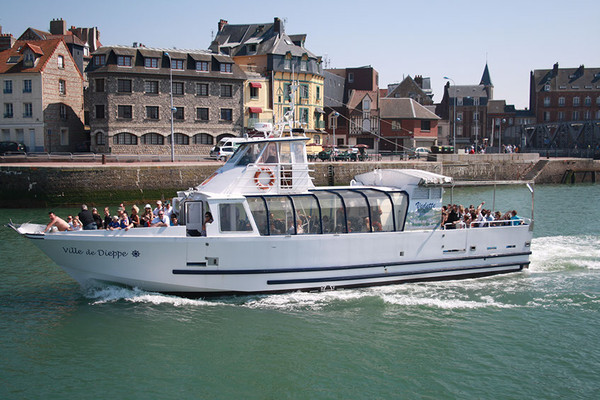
[0,38,85,152]
[86,45,246,155]
[530,63,600,123]
[379,98,439,151]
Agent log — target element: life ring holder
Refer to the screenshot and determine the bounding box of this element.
[254,167,276,190]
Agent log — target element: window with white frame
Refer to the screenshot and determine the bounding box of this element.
[23,80,32,93]
[543,97,550,107]
[59,79,66,95]
[23,103,32,118]
[363,98,371,110]
[558,97,565,106]
[573,97,580,107]
[584,96,592,106]
[57,55,65,69]
[4,80,12,94]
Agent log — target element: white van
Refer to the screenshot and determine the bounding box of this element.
[209,138,248,161]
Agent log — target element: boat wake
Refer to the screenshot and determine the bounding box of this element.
[82,235,598,311]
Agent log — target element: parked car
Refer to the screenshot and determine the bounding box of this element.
[0,141,26,155]
[209,138,247,161]
[408,147,431,159]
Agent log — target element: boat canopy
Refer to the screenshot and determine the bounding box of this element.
[352,169,453,189]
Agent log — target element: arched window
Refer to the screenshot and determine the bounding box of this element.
[193,133,214,145]
[95,131,106,145]
[167,133,189,145]
[113,133,137,145]
[141,133,164,145]
[362,118,371,132]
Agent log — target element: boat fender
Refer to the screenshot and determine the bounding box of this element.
[254,167,276,190]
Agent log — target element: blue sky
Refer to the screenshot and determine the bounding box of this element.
[2,0,598,108]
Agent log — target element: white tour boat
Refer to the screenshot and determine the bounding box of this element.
[10,121,533,296]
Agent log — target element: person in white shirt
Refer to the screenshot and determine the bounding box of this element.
[151,210,170,227]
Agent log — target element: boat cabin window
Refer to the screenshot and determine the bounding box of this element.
[245,189,408,236]
[291,195,321,234]
[219,203,253,232]
[312,191,347,233]
[259,142,278,164]
[265,196,295,235]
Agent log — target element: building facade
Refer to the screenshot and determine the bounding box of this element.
[211,18,325,140]
[379,98,439,151]
[0,38,85,152]
[86,45,246,155]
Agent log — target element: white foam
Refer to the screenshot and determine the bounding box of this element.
[86,286,226,307]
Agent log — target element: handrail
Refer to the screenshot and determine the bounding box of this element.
[443,218,530,230]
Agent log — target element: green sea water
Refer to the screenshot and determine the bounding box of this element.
[1,184,599,399]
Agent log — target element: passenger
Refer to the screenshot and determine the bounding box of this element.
[445,204,460,229]
[153,200,164,217]
[163,202,173,219]
[151,210,170,227]
[107,215,121,230]
[44,212,71,232]
[201,212,213,236]
[119,210,131,230]
[170,215,179,226]
[510,210,522,226]
[103,207,111,229]
[78,204,97,230]
[91,207,103,229]
[129,205,140,228]
[72,216,83,231]
[140,204,154,227]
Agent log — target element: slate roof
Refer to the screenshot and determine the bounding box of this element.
[212,19,317,59]
[0,38,63,74]
[380,98,441,120]
[449,84,488,99]
[88,45,246,80]
[532,64,600,91]
[480,63,493,86]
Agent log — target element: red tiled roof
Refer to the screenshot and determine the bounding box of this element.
[0,39,62,74]
[20,43,44,55]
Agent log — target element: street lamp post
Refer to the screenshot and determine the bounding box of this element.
[443,77,456,153]
[165,52,175,162]
[332,111,339,147]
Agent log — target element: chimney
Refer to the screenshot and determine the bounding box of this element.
[50,18,67,35]
[414,75,423,87]
[552,62,559,77]
[0,33,15,52]
[218,19,228,32]
[274,17,284,35]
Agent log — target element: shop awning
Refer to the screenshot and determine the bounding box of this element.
[249,82,262,88]
[248,107,263,113]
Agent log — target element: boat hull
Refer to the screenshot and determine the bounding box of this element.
[26,225,532,296]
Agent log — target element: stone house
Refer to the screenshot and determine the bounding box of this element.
[0,37,85,152]
[86,45,246,155]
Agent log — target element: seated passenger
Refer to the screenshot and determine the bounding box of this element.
[107,215,121,230]
[151,211,170,227]
[201,212,213,236]
[510,210,522,225]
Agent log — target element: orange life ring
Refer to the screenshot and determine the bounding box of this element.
[254,167,276,190]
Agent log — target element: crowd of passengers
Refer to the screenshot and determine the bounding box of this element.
[44,200,186,232]
[441,202,523,229]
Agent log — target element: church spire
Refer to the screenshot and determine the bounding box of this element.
[480,63,493,86]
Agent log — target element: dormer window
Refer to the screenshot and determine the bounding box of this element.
[300,55,308,72]
[94,54,106,66]
[220,63,232,73]
[144,57,159,69]
[23,51,35,67]
[284,53,292,70]
[247,44,257,53]
[363,98,371,111]
[196,61,209,72]
[7,56,20,64]
[117,55,133,67]
[172,59,184,70]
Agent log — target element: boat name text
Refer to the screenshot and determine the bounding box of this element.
[62,247,130,259]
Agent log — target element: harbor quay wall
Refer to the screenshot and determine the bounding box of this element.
[0,156,598,207]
